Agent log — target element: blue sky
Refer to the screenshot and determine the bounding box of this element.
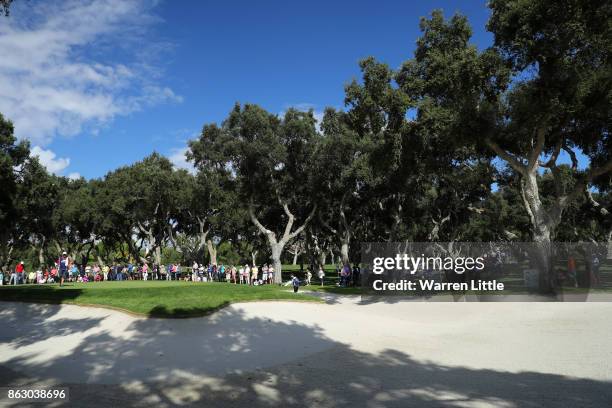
[0,0,583,179]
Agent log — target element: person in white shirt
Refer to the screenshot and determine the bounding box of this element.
[244,264,251,285]
[262,264,268,284]
[268,266,275,284]
[192,262,198,282]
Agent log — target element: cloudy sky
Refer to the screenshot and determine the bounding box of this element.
[1,0,496,179]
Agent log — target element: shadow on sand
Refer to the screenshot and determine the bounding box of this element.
[0,302,610,407]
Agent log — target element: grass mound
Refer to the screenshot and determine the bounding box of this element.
[0,281,320,318]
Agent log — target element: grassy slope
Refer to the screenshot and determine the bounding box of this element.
[0,281,320,318]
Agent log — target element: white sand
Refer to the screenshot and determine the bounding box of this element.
[1,297,611,407]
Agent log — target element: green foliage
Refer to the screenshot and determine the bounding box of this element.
[190,103,320,237]
[0,114,29,240]
[0,0,13,17]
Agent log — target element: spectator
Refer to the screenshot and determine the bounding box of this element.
[251,264,258,285]
[291,274,300,293]
[268,265,274,284]
[58,253,68,286]
[352,264,361,287]
[262,264,269,284]
[15,261,24,284]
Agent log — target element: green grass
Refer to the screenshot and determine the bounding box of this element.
[303,284,364,295]
[280,264,365,294]
[0,281,321,318]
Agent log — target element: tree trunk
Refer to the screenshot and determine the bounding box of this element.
[197,217,209,254]
[318,250,327,271]
[1,242,14,270]
[207,239,217,265]
[292,251,299,265]
[37,236,46,267]
[38,247,45,267]
[81,243,94,268]
[340,239,350,267]
[305,233,317,272]
[248,202,317,285]
[521,172,556,292]
[124,232,141,264]
[271,244,283,284]
[139,224,154,264]
[251,250,258,267]
[522,173,554,243]
[154,246,162,267]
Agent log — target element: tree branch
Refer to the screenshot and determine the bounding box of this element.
[248,204,275,241]
[585,189,610,216]
[539,138,563,168]
[428,213,451,241]
[339,192,351,241]
[520,179,536,227]
[281,202,295,241]
[562,145,578,170]
[196,216,210,250]
[528,127,546,171]
[562,158,612,207]
[166,223,177,249]
[285,205,317,243]
[485,139,527,175]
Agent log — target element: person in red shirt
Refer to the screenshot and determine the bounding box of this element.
[15,261,24,284]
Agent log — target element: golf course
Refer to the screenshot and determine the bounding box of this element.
[1,0,612,406]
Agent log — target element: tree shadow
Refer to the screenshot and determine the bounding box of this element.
[0,285,84,304]
[0,302,610,407]
[0,303,104,348]
[148,303,231,318]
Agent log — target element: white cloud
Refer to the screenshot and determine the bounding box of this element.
[67,172,82,180]
[0,0,181,145]
[30,146,71,174]
[168,146,195,174]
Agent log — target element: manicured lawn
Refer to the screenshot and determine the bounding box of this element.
[281,264,364,294]
[304,285,364,295]
[0,281,321,318]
